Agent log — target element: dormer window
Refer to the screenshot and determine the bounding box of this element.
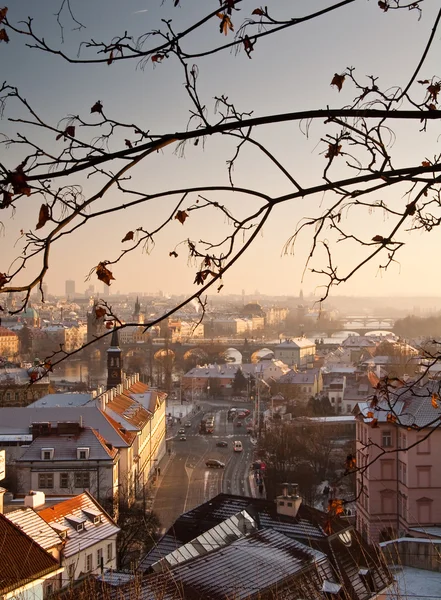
[359,568,375,593]
[77,523,84,532]
[77,447,90,460]
[94,515,101,525]
[41,448,54,460]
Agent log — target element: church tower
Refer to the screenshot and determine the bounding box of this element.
[133,296,141,322]
[107,328,122,390]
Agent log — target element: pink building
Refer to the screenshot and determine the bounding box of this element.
[354,382,441,545]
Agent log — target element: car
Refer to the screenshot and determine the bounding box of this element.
[178,428,185,434]
[185,422,192,427]
[205,459,225,468]
[234,440,243,452]
[237,412,246,418]
[216,441,228,447]
[236,421,242,427]
[179,435,187,441]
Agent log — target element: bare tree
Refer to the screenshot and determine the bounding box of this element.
[0,0,440,376]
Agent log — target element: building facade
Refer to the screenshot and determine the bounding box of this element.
[355,382,441,544]
[15,423,119,503]
[273,338,316,368]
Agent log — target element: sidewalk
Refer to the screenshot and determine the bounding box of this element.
[145,449,176,512]
[248,469,266,498]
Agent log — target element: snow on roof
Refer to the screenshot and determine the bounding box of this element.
[386,565,441,600]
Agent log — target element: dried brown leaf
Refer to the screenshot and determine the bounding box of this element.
[95,306,106,319]
[121,231,134,243]
[91,100,103,114]
[7,166,31,197]
[175,210,188,224]
[36,204,50,230]
[96,262,115,286]
[330,73,345,92]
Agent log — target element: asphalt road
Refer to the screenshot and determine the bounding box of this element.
[153,403,255,531]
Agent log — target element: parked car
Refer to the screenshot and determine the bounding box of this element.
[178,428,185,434]
[179,435,187,441]
[185,422,192,427]
[205,459,225,468]
[216,441,228,447]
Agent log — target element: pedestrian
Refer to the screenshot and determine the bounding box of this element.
[157,467,161,477]
[258,483,264,495]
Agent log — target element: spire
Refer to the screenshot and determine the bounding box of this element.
[134,296,140,316]
[109,326,120,348]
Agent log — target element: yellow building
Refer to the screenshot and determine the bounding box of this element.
[0,327,19,358]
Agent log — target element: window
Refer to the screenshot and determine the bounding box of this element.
[417,500,432,524]
[107,543,113,562]
[60,473,69,488]
[398,461,407,485]
[97,548,103,570]
[398,492,408,519]
[417,466,431,488]
[67,563,75,580]
[86,554,92,572]
[74,471,90,488]
[77,447,90,460]
[38,473,54,489]
[382,430,392,448]
[359,569,376,593]
[381,492,394,514]
[416,435,430,454]
[41,448,54,460]
[380,460,394,480]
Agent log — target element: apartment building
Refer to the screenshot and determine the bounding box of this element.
[355,381,441,544]
[0,326,19,358]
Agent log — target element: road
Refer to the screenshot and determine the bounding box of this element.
[152,403,255,531]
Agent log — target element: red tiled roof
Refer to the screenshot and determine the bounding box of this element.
[91,427,118,458]
[126,381,149,394]
[106,393,151,428]
[0,512,59,595]
[0,327,18,337]
[100,410,137,446]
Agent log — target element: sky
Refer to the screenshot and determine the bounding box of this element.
[1,0,441,299]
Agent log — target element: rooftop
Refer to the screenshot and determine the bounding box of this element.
[6,507,62,550]
[17,426,118,462]
[0,512,60,596]
[38,492,120,558]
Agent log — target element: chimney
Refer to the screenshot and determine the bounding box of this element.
[275,482,302,518]
[24,490,46,509]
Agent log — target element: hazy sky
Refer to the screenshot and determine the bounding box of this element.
[1,0,441,299]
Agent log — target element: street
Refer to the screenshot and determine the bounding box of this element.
[152,402,255,531]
